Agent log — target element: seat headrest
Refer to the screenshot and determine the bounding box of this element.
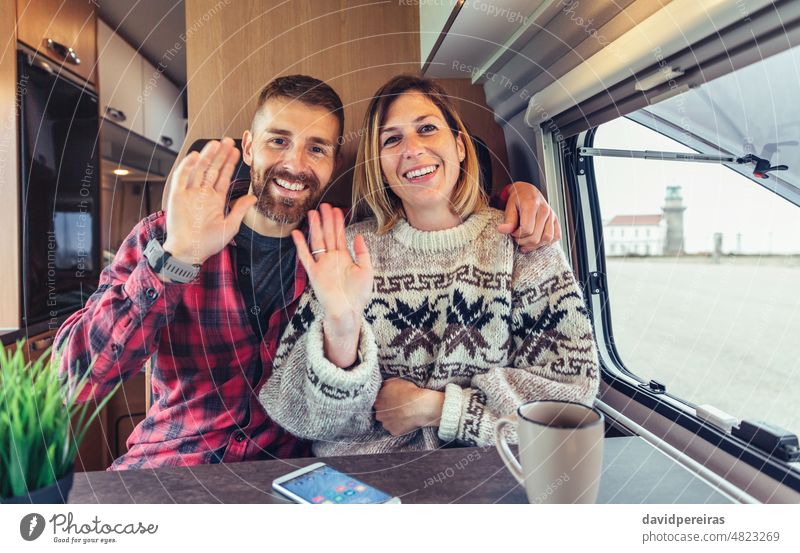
[188,138,250,181]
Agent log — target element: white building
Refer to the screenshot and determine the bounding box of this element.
[604,215,666,256]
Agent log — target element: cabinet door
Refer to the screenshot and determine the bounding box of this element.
[97,20,144,136]
[16,0,97,85]
[23,329,57,363]
[142,61,185,153]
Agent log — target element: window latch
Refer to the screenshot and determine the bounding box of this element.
[736,153,789,179]
[588,271,604,294]
[638,380,666,394]
[732,420,800,463]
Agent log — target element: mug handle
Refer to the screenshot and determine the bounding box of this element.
[495,416,524,484]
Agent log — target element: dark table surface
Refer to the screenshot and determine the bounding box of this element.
[67,436,733,504]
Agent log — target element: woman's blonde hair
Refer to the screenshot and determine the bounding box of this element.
[352,75,487,233]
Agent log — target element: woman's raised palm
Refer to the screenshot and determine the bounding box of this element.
[291,204,373,322]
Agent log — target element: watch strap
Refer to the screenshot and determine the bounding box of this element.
[143,238,201,283]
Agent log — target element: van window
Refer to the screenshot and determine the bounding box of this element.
[591,45,800,436]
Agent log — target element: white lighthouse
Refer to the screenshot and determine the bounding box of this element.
[662,185,686,256]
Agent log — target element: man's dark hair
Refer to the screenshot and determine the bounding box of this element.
[255,75,345,148]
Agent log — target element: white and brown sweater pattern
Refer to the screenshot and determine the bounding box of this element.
[260,208,599,457]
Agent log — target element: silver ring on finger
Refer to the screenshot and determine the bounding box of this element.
[202,168,218,184]
[311,248,327,256]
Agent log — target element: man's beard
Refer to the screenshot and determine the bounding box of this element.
[249,165,322,225]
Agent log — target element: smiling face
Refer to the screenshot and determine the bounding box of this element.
[378,91,466,215]
[242,96,339,224]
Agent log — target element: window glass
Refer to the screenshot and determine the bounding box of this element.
[640,44,800,196]
[594,115,800,436]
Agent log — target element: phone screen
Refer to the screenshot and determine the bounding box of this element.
[279,465,393,504]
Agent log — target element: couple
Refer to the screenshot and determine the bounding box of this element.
[55,73,596,470]
[260,75,599,455]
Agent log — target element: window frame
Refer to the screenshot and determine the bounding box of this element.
[564,127,800,491]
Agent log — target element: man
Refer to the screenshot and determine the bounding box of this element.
[55,75,562,470]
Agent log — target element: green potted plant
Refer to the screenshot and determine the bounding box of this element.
[0,341,119,504]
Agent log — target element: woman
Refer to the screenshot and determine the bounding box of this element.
[260,75,599,456]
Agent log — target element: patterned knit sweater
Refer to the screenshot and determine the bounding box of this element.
[260,208,599,457]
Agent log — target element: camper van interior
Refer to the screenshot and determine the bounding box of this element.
[1,0,799,511]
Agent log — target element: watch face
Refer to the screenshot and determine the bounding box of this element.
[144,239,166,273]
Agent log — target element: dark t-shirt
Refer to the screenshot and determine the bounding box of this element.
[234,223,297,339]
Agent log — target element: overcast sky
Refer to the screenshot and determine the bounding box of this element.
[594,116,800,255]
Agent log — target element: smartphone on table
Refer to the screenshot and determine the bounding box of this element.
[272,462,401,504]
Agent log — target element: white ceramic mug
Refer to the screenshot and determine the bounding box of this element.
[495,400,605,504]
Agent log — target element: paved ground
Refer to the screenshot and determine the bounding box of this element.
[604,256,800,436]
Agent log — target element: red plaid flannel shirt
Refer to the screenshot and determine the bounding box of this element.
[55,179,311,470]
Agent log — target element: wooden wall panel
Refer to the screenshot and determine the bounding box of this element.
[438,78,512,196]
[183,0,510,205]
[0,0,21,329]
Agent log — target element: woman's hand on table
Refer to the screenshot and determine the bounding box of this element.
[374,378,445,436]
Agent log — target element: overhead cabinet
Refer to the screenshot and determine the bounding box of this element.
[142,59,185,152]
[97,20,145,136]
[97,21,185,153]
[16,0,97,84]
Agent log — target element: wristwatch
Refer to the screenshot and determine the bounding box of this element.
[143,238,201,283]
